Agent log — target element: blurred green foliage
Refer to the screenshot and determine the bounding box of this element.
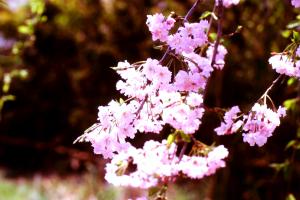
[0,168,122,200]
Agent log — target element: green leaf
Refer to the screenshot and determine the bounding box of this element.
[283,98,298,111]
[285,140,296,150]
[119,98,124,104]
[286,193,296,200]
[30,0,45,15]
[209,33,217,41]
[12,44,21,55]
[283,164,292,180]
[269,160,289,173]
[200,11,212,19]
[19,70,29,79]
[179,131,191,143]
[281,30,292,38]
[115,161,128,176]
[0,95,16,112]
[167,133,175,147]
[2,83,9,93]
[2,94,16,102]
[40,16,48,22]
[292,31,300,42]
[287,78,297,86]
[18,25,33,35]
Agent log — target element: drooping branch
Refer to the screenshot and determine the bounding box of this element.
[184,0,202,22]
[211,0,224,66]
[178,142,188,161]
[261,74,284,98]
[259,74,284,106]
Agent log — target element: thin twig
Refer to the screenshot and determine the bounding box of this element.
[206,4,217,37]
[179,142,188,161]
[259,74,284,101]
[160,47,172,65]
[184,0,201,22]
[134,94,148,120]
[211,0,224,66]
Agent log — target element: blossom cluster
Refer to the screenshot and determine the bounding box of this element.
[105,140,228,188]
[80,10,231,189]
[207,44,228,69]
[242,103,286,146]
[80,0,293,196]
[268,54,300,78]
[215,106,242,135]
[146,13,175,42]
[215,104,286,147]
[146,14,210,54]
[84,10,230,162]
[146,13,227,68]
[291,0,300,8]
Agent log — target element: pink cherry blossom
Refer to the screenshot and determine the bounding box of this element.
[178,145,229,178]
[183,52,213,77]
[142,58,171,87]
[85,100,139,158]
[167,21,209,54]
[104,140,179,189]
[173,70,206,92]
[146,13,175,42]
[207,44,228,69]
[268,54,300,78]
[105,140,229,188]
[242,103,286,147]
[178,155,208,179]
[186,92,204,107]
[215,106,243,135]
[215,103,286,147]
[291,0,300,8]
[296,46,300,57]
[78,5,293,194]
[216,0,240,8]
[206,145,229,175]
